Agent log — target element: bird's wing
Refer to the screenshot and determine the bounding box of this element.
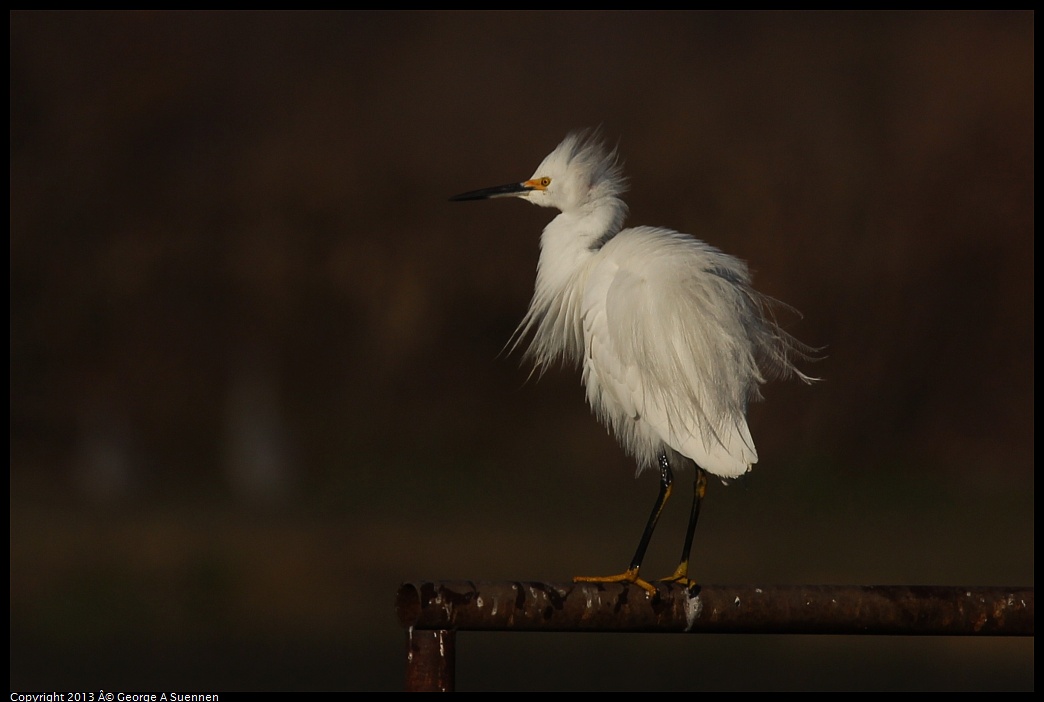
[583,229,758,478]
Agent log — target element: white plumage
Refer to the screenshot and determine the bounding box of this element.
[452,130,813,593]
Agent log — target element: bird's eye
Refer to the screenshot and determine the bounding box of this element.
[540,177,551,187]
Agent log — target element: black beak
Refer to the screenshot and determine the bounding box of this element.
[449,182,531,202]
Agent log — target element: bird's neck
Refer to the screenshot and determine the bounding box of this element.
[537,196,626,288]
[522,197,626,365]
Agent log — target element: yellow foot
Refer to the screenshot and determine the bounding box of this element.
[658,562,700,591]
[573,568,658,595]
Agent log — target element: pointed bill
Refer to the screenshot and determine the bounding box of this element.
[449,178,549,202]
[449,182,530,201]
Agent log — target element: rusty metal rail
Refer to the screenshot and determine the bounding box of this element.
[396,581,1033,691]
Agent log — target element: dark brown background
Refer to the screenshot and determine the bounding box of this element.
[10,11,1033,691]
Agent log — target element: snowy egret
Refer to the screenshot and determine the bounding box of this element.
[451,131,814,595]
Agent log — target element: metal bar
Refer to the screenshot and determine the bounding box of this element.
[404,626,456,692]
[397,581,1033,636]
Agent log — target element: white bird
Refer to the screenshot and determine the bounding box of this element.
[451,130,814,595]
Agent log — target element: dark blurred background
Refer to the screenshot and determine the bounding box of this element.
[10,11,1033,691]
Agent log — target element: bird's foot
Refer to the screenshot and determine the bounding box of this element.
[573,568,658,596]
[659,563,701,595]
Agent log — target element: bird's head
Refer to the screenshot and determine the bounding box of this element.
[450,130,628,214]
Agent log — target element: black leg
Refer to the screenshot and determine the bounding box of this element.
[573,450,674,595]
[662,462,707,588]
[627,450,674,572]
